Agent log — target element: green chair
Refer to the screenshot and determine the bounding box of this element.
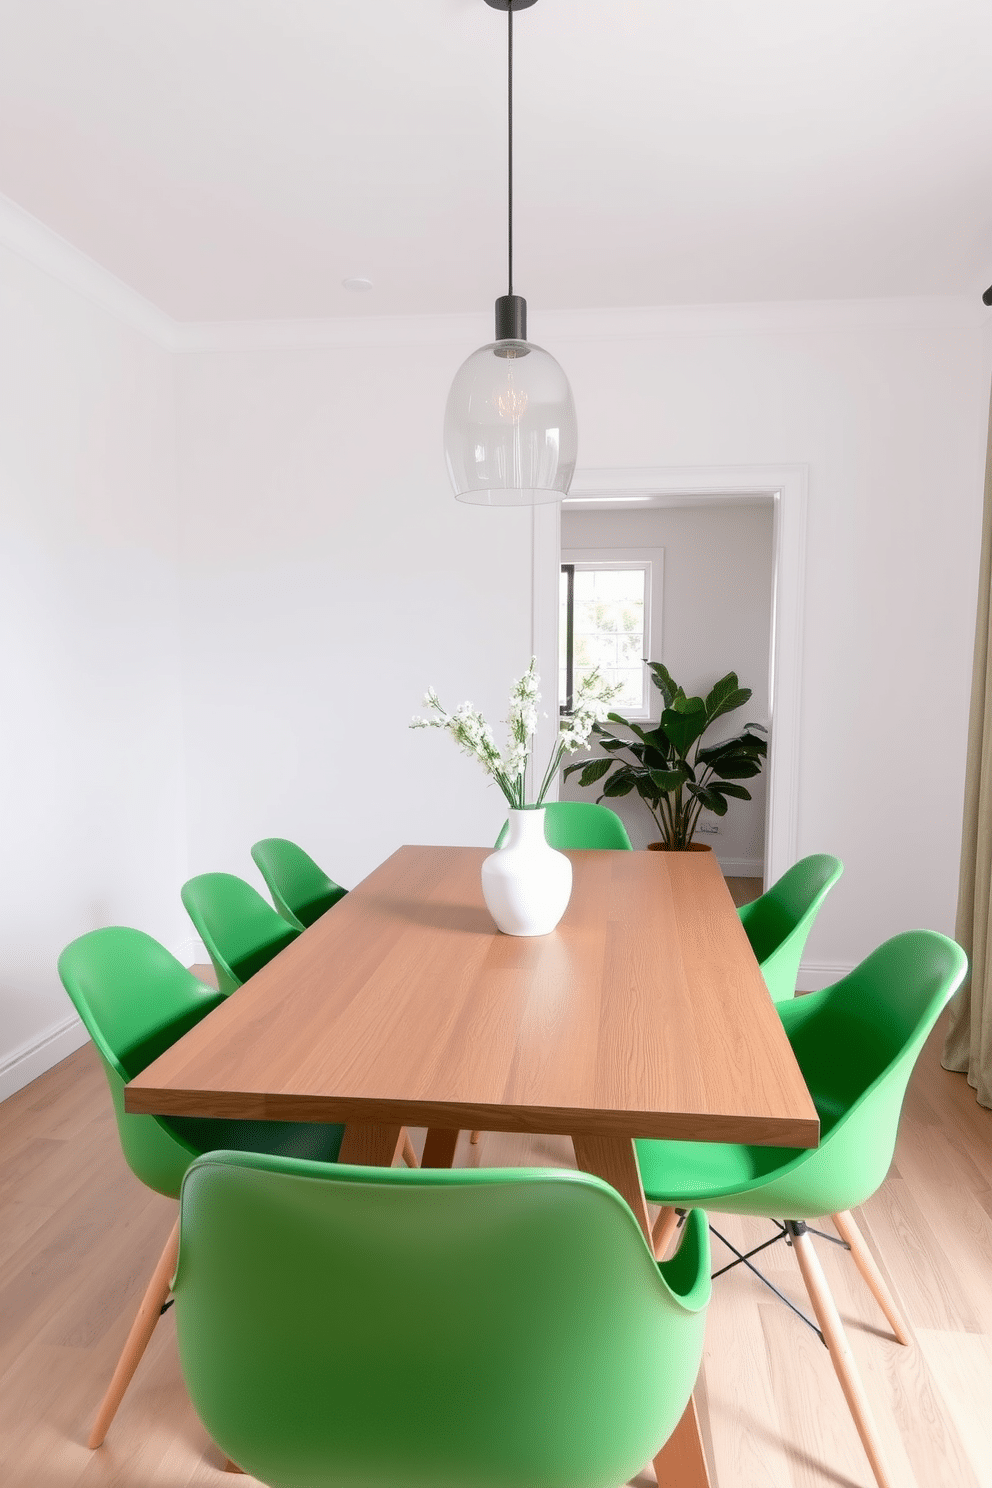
[738,853,843,1002]
[181,871,300,997]
[181,872,422,1171]
[57,927,346,1449]
[251,836,348,930]
[173,1153,710,1488]
[639,929,967,1488]
[495,800,633,850]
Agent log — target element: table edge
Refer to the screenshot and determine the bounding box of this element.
[125,1085,819,1148]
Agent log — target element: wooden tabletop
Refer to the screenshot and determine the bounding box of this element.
[127,844,819,1150]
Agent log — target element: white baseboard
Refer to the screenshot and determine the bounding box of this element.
[1,938,211,1107]
[0,1014,90,1102]
[796,960,855,993]
[716,856,765,878]
[177,936,209,970]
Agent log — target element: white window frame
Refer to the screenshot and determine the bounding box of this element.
[560,555,656,721]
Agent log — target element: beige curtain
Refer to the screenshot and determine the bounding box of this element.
[943,385,992,1108]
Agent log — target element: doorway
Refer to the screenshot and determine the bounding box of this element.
[559,498,773,881]
[531,464,808,890]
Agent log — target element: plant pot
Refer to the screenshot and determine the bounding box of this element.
[481,808,573,936]
[646,841,713,853]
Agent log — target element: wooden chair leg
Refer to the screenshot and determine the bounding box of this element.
[651,1205,681,1260]
[470,1130,480,1144]
[88,1218,180,1448]
[831,1209,910,1345]
[401,1130,419,1168]
[788,1222,895,1488]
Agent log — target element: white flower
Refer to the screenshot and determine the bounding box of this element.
[553,666,624,758]
[508,699,538,736]
[512,658,540,702]
[504,741,529,777]
[410,657,618,810]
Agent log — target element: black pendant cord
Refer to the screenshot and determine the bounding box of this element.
[507,1,513,297]
[493,1,526,345]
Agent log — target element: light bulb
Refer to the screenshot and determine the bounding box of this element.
[495,370,529,423]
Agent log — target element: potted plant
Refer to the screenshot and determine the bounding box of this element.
[563,661,767,851]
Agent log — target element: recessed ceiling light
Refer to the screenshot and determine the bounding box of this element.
[342,277,373,293]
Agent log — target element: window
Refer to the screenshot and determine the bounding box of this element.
[560,561,652,717]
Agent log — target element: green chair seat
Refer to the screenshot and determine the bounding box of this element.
[58,926,345,1201]
[181,871,300,997]
[495,801,632,850]
[173,1152,710,1488]
[640,931,966,1217]
[737,852,843,1002]
[251,837,348,931]
[637,1134,793,1202]
[639,929,967,1488]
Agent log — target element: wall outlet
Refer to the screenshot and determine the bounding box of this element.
[697,821,719,835]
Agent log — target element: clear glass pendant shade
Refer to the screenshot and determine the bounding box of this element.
[444,339,578,506]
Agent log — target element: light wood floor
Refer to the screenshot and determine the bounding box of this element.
[724,875,763,909]
[1,1008,990,1487]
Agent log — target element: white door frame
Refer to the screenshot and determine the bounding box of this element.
[532,464,808,889]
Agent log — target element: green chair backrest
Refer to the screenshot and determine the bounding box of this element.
[58,927,346,1198]
[181,872,299,997]
[495,801,633,850]
[173,1154,710,1488]
[737,853,843,1002]
[250,837,347,930]
[58,928,224,1196]
[643,930,967,1220]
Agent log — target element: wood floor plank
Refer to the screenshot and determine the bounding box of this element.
[914,1331,992,1488]
[759,1297,871,1488]
[700,1291,792,1488]
[878,1329,980,1488]
[854,1178,984,1334]
[0,1200,58,1273]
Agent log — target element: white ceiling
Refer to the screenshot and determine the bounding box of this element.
[1,0,991,323]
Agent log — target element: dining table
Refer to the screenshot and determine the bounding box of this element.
[126,842,819,1488]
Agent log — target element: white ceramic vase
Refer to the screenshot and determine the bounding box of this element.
[481,807,573,936]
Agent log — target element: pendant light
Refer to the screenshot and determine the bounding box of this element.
[444,0,577,506]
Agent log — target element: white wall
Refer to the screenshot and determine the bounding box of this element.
[560,502,774,871]
[174,338,536,894]
[552,305,990,983]
[0,242,187,1097]
[174,302,990,988]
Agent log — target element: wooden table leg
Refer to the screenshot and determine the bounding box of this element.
[571,1134,652,1240]
[572,1135,713,1488]
[653,1397,713,1488]
[421,1127,460,1169]
[338,1123,405,1166]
